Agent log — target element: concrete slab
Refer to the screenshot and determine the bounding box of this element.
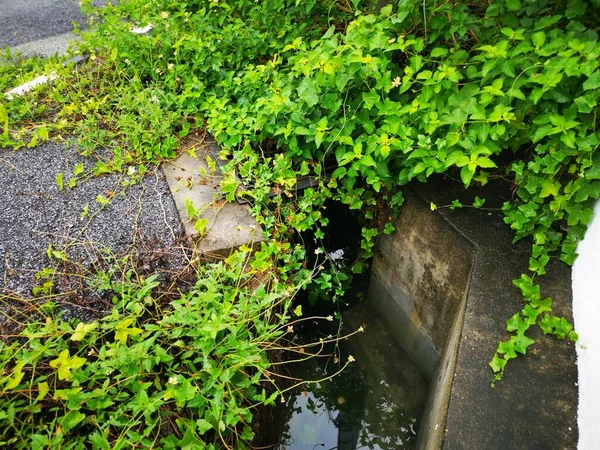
[573,199,600,450]
[162,134,263,258]
[4,73,58,99]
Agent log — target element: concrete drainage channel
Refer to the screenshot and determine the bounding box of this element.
[368,182,578,450]
[165,141,578,449]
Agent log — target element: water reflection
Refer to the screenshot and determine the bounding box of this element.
[275,303,428,450]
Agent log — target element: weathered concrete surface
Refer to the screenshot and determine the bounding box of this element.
[371,179,577,450]
[162,134,263,258]
[0,0,84,49]
[0,142,183,299]
[417,278,467,450]
[369,193,474,378]
[8,32,78,58]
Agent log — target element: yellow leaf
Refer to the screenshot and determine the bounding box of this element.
[50,350,87,381]
[114,318,143,344]
[430,202,437,211]
[69,322,98,341]
[37,382,49,401]
[4,363,25,390]
[293,305,303,317]
[194,218,209,235]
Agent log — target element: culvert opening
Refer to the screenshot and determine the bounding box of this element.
[254,200,431,450]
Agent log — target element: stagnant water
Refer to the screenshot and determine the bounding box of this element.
[272,301,429,450]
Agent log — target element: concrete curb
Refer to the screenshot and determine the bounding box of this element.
[369,179,578,450]
[8,32,79,58]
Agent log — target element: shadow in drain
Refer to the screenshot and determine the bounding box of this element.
[270,301,429,450]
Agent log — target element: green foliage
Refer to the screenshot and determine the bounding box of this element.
[0,248,316,448]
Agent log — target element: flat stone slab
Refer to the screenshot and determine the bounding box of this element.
[162,135,263,258]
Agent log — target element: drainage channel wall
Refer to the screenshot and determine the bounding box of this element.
[367,180,578,450]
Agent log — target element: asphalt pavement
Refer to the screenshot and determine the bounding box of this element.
[0,0,84,49]
[0,143,183,296]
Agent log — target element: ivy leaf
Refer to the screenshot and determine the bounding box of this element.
[472,196,486,208]
[473,172,489,186]
[185,198,197,220]
[583,71,600,91]
[114,318,143,345]
[73,163,85,176]
[297,78,320,107]
[450,200,463,210]
[513,333,535,355]
[497,340,517,359]
[36,382,49,402]
[49,350,87,381]
[37,125,49,142]
[513,274,541,301]
[241,426,255,441]
[490,354,507,373]
[69,322,98,341]
[506,313,529,334]
[56,172,64,191]
[196,419,213,434]
[194,218,209,235]
[530,296,552,312]
[539,180,560,198]
[293,305,303,317]
[4,363,25,390]
[221,173,240,202]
